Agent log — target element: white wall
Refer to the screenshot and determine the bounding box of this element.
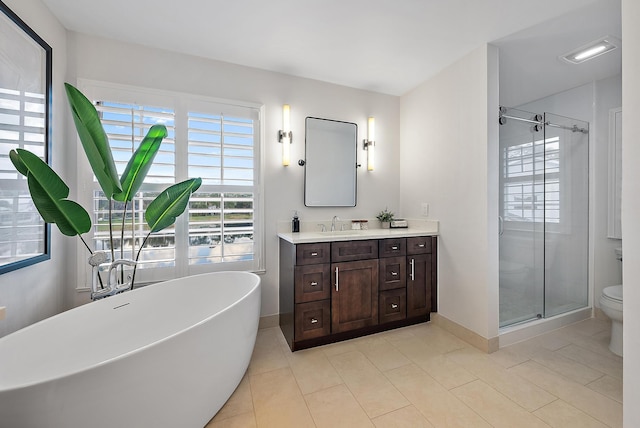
[0,0,71,336]
[65,32,401,318]
[399,45,500,340]
[517,76,623,311]
[622,0,640,426]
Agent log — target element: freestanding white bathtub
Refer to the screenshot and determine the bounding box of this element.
[0,271,261,428]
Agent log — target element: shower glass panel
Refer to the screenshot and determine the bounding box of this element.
[499,108,545,327]
[499,107,589,328]
[543,113,589,317]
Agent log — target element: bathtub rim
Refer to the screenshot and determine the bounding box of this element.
[0,270,261,392]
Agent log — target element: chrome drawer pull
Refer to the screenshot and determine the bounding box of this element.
[391,303,398,309]
[335,267,339,291]
[311,318,318,324]
[410,258,415,281]
[311,252,318,256]
[418,243,425,248]
[391,271,398,276]
[391,246,398,250]
[310,281,318,286]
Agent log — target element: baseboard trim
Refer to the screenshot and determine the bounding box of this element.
[594,307,608,321]
[258,314,279,330]
[431,313,499,354]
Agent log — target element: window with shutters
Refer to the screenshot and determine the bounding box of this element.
[502,136,560,224]
[79,81,262,284]
[0,88,48,271]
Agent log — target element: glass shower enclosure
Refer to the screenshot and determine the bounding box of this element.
[498,107,589,328]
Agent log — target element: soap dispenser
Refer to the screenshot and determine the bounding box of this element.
[292,211,300,233]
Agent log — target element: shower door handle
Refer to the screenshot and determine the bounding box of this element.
[498,216,504,236]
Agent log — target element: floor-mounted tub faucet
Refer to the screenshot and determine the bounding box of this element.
[108,259,137,293]
[88,254,137,301]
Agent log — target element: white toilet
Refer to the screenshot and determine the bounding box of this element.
[600,248,623,357]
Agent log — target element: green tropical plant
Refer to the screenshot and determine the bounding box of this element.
[10,83,201,291]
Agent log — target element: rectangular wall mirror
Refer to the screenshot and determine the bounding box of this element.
[304,117,357,207]
[0,1,52,274]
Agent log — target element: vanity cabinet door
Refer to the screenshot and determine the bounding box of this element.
[295,300,331,341]
[407,253,432,318]
[295,264,331,303]
[379,256,406,291]
[331,259,379,333]
[379,288,407,324]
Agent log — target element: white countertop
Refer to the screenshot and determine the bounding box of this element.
[278,219,438,244]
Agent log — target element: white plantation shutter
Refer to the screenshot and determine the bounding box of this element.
[0,88,47,269]
[187,111,257,265]
[79,81,262,283]
[503,136,560,224]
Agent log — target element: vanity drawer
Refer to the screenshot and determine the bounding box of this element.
[295,300,331,341]
[379,288,406,324]
[407,236,432,255]
[331,239,378,262]
[379,256,406,291]
[296,243,331,265]
[379,238,406,258]
[295,264,331,303]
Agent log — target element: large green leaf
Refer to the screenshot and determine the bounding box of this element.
[114,124,167,202]
[9,149,91,237]
[64,83,122,199]
[145,178,202,233]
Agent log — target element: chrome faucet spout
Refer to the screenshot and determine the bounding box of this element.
[108,259,137,291]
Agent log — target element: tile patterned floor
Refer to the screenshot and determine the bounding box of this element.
[205,318,623,428]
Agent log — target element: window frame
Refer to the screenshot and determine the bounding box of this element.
[0,2,52,275]
[74,80,264,288]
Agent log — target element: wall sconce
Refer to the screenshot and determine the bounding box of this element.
[363,117,375,171]
[278,104,292,166]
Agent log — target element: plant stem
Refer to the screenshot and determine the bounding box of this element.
[80,235,93,254]
[121,201,127,260]
[130,232,150,290]
[120,201,129,285]
[108,199,115,263]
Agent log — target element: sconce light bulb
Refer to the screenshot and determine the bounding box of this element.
[283,104,291,132]
[367,144,375,171]
[281,104,292,166]
[282,140,290,166]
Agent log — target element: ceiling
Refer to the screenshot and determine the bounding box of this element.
[40,0,620,98]
[494,0,621,106]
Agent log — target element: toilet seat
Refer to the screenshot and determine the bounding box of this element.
[602,285,623,302]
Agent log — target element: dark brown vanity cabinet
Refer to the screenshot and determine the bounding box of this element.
[406,237,433,318]
[279,235,437,351]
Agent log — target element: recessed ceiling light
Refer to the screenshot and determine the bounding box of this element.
[561,36,620,64]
